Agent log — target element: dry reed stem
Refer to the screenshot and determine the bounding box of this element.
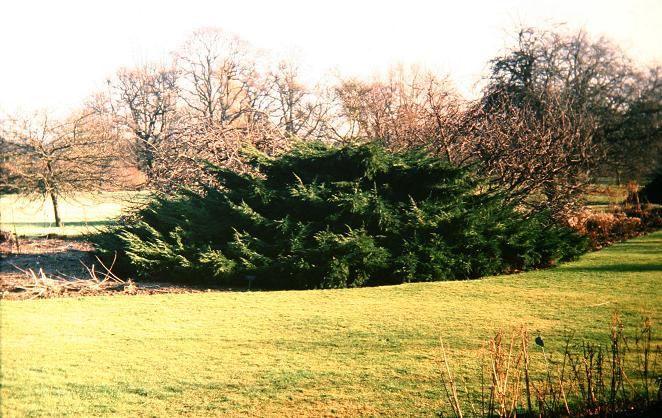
[440,337,464,418]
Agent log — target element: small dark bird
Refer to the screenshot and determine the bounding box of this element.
[535,335,544,348]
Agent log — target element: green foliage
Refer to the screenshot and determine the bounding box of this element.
[91,143,587,288]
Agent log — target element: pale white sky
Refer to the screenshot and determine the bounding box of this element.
[1,0,661,115]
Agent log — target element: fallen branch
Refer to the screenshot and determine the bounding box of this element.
[10,262,135,300]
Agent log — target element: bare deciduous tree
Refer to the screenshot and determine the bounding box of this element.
[109,63,180,176]
[267,59,332,140]
[0,110,123,226]
[460,95,598,215]
[175,28,266,129]
[484,27,636,113]
[601,65,662,181]
[481,26,650,183]
[332,65,463,154]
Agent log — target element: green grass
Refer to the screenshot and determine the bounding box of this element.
[0,192,145,237]
[1,232,661,417]
[583,183,629,210]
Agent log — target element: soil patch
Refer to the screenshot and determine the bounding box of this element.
[0,237,226,300]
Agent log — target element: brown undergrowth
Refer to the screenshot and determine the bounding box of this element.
[566,207,662,250]
[439,314,661,417]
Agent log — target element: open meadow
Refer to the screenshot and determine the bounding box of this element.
[1,229,660,416]
[0,193,144,237]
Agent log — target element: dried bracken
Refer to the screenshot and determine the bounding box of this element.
[565,207,662,249]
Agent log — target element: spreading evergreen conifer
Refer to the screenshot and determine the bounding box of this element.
[91,143,587,288]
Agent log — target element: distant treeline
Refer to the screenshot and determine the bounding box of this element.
[1,25,660,223]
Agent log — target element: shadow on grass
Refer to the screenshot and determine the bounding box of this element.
[6,221,110,227]
[602,238,662,254]
[615,239,662,247]
[561,263,662,273]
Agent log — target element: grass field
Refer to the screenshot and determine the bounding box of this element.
[583,183,629,211]
[1,230,660,417]
[0,192,143,237]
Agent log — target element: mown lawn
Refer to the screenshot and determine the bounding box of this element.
[0,192,144,237]
[1,232,660,417]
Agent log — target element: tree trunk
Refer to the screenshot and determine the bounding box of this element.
[615,168,622,186]
[50,191,62,227]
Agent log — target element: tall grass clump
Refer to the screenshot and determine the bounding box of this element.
[439,314,661,417]
[91,142,587,288]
